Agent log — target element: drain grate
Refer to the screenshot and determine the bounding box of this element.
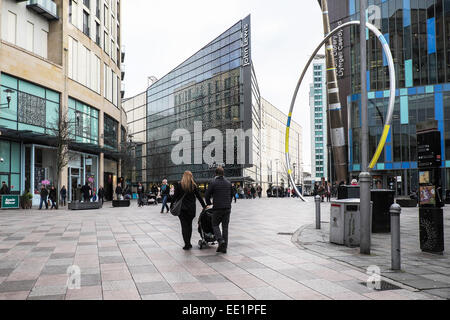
[278,232,294,236]
[359,281,402,291]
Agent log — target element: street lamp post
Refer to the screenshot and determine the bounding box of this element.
[0,89,13,110]
[276,160,279,198]
[293,163,297,186]
[0,89,13,137]
[359,0,372,255]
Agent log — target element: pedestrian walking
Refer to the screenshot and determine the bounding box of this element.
[250,185,256,199]
[173,171,206,250]
[231,183,237,203]
[98,186,105,205]
[326,182,331,202]
[239,186,244,199]
[205,166,234,254]
[49,186,57,209]
[60,186,67,206]
[257,185,262,198]
[160,179,170,214]
[137,182,145,207]
[39,185,49,210]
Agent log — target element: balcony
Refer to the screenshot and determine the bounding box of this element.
[27,0,58,20]
[120,64,125,81]
[121,45,125,63]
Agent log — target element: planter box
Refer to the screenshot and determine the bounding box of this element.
[68,202,102,210]
[112,200,130,208]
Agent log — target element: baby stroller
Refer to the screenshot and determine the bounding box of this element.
[147,192,158,206]
[197,208,217,249]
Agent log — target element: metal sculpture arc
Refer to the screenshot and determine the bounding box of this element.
[286,21,396,202]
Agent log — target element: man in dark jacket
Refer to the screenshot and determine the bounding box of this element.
[81,182,91,202]
[205,167,234,254]
[0,181,9,195]
[115,183,123,200]
[39,185,49,210]
[98,186,105,205]
[60,186,67,206]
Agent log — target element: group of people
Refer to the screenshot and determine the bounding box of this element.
[72,183,105,204]
[313,178,334,202]
[39,185,59,210]
[114,183,132,201]
[232,184,262,201]
[267,186,300,198]
[38,183,106,210]
[172,167,233,253]
[136,168,233,253]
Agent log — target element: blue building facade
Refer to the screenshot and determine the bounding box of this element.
[329,0,450,195]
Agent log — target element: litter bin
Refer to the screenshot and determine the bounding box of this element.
[371,189,395,233]
[330,199,372,247]
[419,207,444,254]
[337,186,360,200]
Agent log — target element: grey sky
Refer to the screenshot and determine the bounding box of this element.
[123,0,324,172]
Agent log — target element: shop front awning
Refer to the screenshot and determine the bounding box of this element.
[0,126,123,160]
[0,127,58,145]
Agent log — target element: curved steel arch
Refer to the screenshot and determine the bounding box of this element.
[286,21,396,202]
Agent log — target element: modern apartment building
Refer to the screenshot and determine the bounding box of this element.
[0,0,126,204]
[309,54,328,182]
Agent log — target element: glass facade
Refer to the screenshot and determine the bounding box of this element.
[68,97,99,145]
[104,113,118,150]
[0,73,60,135]
[0,140,21,194]
[346,0,450,194]
[144,15,261,184]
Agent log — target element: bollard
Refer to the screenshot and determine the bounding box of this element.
[315,195,321,229]
[390,203,402,270]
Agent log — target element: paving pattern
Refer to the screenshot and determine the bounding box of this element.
[0,198,444,300]
[296,201,450,300]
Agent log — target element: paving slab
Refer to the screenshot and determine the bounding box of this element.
[0,199,445,300]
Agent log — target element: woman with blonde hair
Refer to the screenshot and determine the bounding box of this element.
[173,171,206,250]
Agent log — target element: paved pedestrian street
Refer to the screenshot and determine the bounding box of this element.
[0,198,446,300]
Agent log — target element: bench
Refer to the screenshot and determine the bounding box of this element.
[68,202,102,210]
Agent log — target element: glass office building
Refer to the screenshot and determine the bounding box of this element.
[144,15,262,185]
[327,0,450,195]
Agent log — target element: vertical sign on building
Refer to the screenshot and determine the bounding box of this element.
[241,15,253,167]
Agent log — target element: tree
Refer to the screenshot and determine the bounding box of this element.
[47,109,90,206]
[47,109,71,205]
